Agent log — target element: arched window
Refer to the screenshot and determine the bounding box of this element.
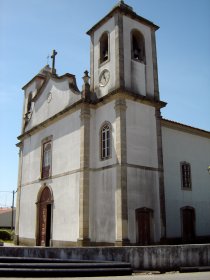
[41,141,52,179]
[131,29,145,63]
[100,122,111,160]
[100,32,109,64]
[180,162,192,189]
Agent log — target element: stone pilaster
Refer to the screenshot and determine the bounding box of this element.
[77,104,91,246]
[89,36,94,92]
[155,109,166,241]
[115,13,124,89]
[14,142,23,245]
[114,99,129,245]
[151,29,160,101]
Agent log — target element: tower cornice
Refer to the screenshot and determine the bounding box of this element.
[87,2,159,35]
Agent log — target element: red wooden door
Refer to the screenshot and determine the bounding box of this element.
[37,187,52,246]
[182,208,195,243]
[136,208,151,245]
[39,204,47,246]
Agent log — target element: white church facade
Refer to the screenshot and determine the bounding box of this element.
[15,1,210,247]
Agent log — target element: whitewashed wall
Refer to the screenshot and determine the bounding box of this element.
[89,101,117,243]
[126,100,161,243]
[126,100,158,167]
[162,126,210,238]
[19,111,81,242]
[89,101,116,169]
[26,79,81,131]
[0,210,16,228]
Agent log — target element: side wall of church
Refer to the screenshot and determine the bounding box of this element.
[162,126,210,239]
[19,111,81,244]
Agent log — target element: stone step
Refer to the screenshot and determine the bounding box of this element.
[0,262,131,269]
[0,267,133,277]
[0,257,133,277]
[0,257,97,263]
[180,266,210,273]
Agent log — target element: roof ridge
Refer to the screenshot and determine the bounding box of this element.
[162,118,210,134]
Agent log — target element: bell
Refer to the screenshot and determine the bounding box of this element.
[134,48,139,59]
[103,50,108,61]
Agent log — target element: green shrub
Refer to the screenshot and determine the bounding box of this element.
[0,229,12,241]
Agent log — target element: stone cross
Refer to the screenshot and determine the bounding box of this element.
[51,49,57,74]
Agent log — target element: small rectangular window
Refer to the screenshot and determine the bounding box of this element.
[181,162,192,190]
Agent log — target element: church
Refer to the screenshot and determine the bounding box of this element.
[15,1,210,247]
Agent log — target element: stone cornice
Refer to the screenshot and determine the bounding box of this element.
[87,3,159,35]
[20,163,161,188]
[95,88,167,109]
[161,118,210,139]
[17,99,84,141]
[22,74,46,90]
[17,89,166,142]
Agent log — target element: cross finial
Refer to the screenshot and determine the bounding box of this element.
[51,49,57,74]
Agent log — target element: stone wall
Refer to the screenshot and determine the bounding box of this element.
[1,244,210,271]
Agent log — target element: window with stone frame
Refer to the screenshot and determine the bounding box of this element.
[99,32,109,64]
[131,29,146,63]
[181,162,192,190]
[41,140,52,179]
[100,122,111,160]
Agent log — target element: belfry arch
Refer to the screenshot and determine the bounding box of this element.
[131,29,146,63]
[36,185,53,246]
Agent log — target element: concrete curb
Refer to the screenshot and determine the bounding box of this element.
[180,266,210,273]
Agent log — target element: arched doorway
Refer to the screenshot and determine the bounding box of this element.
[136,207,153,245]
[37,186,53,246]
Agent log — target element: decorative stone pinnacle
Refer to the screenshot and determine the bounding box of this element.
[82,70,91,101]
[116,0,133,11]
[82,70,90,84]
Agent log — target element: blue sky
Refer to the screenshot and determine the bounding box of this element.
[0,0,209,207]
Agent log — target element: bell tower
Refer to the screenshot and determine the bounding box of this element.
[87,1,166,244]
[87,0,160,100]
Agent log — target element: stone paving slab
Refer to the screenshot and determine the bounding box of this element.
[1,272,210,280]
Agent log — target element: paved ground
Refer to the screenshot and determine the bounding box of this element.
[1,271,210,280]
